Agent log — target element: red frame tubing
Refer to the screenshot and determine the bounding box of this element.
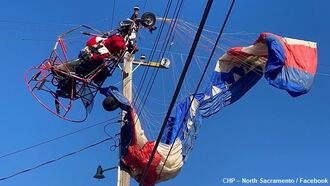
[25,65,89,122]
[58,37,69,62]
[24,25,127,122]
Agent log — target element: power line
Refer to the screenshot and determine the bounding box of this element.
[132,0,174,109]
[132,0,178,137]
[111,0,116,29]
[142,0,148,12]
[133,0,184,130]
[158,0,236,177]
[139,0,214,184]
[0,20,78,26]
[0,137,115,182]
[0,116,120,160]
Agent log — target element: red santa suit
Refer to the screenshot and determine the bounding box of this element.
[84,35,127,61]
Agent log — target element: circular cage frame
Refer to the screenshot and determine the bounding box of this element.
[25,10,157,122]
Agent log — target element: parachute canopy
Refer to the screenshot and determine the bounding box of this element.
[157,32,318,184]
[100,87,188,186]
[99,32,318,186]
[205,32,318,108]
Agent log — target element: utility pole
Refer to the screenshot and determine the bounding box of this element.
[117,52,170,186]
[117,6,170,186]
[118,52,133,186]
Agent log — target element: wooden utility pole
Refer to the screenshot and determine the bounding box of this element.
[118,52,133,186]
[111,5,169,186]
[117,51,170,186]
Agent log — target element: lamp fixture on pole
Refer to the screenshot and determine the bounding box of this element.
[93,165,117,180]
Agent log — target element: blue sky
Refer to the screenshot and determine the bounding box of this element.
[0,0,329,186]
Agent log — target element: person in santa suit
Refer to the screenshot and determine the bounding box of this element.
[54,34,127,97]
[79,34,127,84]
[80,34,127,62]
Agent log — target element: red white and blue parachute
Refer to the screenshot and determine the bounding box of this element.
[101,32,317,186]
[208,32,318,102]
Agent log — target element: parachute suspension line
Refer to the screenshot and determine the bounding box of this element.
[195,55,211,84]
[139,47,217,60]
[180,53,191,97]
[158,0,236,177]
[133,2,184,140]
[183,20,256,41]
[139,0,214,184]
[133,83,169,108]
[170,52,181,95]
[175,21,224,58]
[176,20,264,76]
[178,21,219,52]
[134,0,183,118]
[133,0,183,128]
[175,19,265,76]
[229,54,265,76]
[155,0,182,62]
[181,21,211,51]
[316,72,330,77]
[220,33,256,47]
[183,20,222,35]
[133,2,178,111]
[177,19,254,57]
[133,84,168,123]
[0,137,117,182]
[132,85,159,140]
[0,117,120,160]
[132,0,174,109]
[183,22,230,56]
[142,0,148,12]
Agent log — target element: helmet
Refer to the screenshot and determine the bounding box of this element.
[133,6,140,11]
[102,95,120,111]
[119,20,133,28]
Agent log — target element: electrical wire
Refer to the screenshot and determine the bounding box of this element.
[130,0,180,141]
[0,137,115,182]
[174,16,265,76]
[142,0,148,12]
[111,0,116,29]
[133,0,174,108]
[0,20,77,27]
[158,0,236,177]
[0,116,120,160]
[139,0,214,184]
[133,0,184,133]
